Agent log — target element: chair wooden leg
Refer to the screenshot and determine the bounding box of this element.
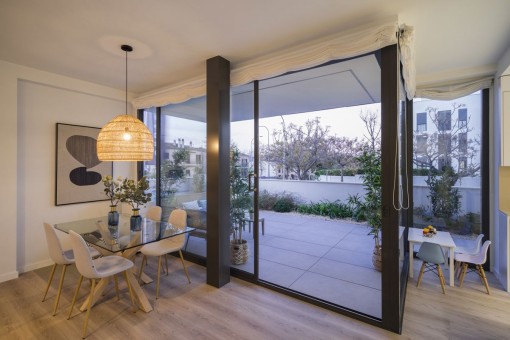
[437,265,446,294]
[52,264,68,316]
[477,265,491,295]
[455,261,461,278]
[156,256,162,299]
[459,263,468,287]
[138,255,147,284]
[178,250,191,284]
[416,262,426,287]
[113,275,120,301]
[42,263,57,302]
[123,271,136,312]
[165,254,169,276]
[82,279,96,339]
[68,275,84,320]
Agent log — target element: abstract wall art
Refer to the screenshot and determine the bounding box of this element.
[55,123,113,205]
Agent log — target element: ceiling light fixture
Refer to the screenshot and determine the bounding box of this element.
[97,44,154,161]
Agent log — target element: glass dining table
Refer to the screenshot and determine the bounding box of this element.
[55,214,194,313]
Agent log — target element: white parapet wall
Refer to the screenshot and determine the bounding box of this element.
[260,177,482,214]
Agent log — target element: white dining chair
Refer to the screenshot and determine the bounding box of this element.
[42,222,100,316]
[456,240,491,295]
[146,205,162,222]
[454,233,484,276]
[67,230,136,339]
[138,209,191,299]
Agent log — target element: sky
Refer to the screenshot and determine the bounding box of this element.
[232,103,381,155]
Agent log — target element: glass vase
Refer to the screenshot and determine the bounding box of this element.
[108,205,119,226]
[130,208,142,231]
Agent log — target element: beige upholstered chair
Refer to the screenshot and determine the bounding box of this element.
[138,209,190,299]
[42,223,100,316]
[68,230,135,338]
[146,205,162,222]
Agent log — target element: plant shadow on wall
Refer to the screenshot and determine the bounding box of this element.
[230,144,252,265]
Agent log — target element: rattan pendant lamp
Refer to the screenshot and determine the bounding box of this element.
[97,45,154,161]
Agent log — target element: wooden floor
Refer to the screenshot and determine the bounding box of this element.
[1,257,510,340]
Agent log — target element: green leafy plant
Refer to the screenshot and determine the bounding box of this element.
[259,190,298,212]
[426,165,461,219]
[230,144,252,243]
[120,176,152,210]
[357,147,382,248]
[102,175,122,206]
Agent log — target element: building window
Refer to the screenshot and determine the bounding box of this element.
[185,169,191,177]
[196,154,202,164]
[459,156,467,170]
[416,134,428,154]
[417,112,427,132]
[458,132,468,153]
[459,108,467,128]
[438,156,451,170]
[164,152,170,160]
[438,133,451,154]
[438,110,451,131]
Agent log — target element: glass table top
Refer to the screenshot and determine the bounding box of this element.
[54,214,194,253]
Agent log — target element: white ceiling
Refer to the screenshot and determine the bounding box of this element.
[1,0,510,94]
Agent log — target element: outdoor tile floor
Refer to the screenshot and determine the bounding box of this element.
[185,210,485,320]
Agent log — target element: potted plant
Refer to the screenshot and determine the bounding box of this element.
[358,147,382,271]
[120,176,152,231]
[230,144,252,264]
[102,175,122,226]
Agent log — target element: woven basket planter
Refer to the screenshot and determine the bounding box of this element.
[372,245,382,272]
[231,239,249,265]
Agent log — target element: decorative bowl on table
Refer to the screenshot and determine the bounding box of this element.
[422,225,437,238]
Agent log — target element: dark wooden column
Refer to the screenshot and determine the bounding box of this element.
[380,44,400,333]
[206,56,231,287]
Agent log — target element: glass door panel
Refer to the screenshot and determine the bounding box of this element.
[231,83,256,274]
[257,54,382,318]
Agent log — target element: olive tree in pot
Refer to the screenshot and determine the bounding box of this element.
[230,144,252,265]
[358,146,382,271]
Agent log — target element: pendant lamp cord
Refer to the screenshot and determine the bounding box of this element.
[125,48,128,115]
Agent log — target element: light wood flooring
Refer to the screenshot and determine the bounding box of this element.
[1,256,510,340]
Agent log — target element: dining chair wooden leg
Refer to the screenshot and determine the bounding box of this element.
[459,263,468,287]
[416,262,426,287]
[178,250,191,283]
[138,255,147,284]
[477,265,491,295]
[82,279,96,339]
[123,271,136,313]
[156,256,162,299]
[52,264,69,316]
[113,275,120,301]
[437,265,446,294]
[68,275,84,320]
[42,263,57,302]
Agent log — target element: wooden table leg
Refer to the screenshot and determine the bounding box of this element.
[125,268,153,312]
[449,246,454,287]
[79,277,110,312]
[409,241,414,278]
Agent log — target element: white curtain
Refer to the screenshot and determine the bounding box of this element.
[133,18,403,109]
[415,77,493,100]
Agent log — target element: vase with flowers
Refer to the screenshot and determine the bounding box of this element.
[120,176,152,231]
[102,175,122,226]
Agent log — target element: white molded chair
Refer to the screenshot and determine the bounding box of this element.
[42,223,100,316]
[146,206,162,222]
[416,242,447,294]
[68,230,135,339]
[455,240,491,295]
[454,233,484,276]
[138,209,190,299]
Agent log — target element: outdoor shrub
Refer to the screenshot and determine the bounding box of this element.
[426,165,461,219]
[259,190,298,212]
[297,200,354,219]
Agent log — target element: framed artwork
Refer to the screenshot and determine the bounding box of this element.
[55,123,113,205]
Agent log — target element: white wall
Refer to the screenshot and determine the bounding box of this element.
[0,60,135,282]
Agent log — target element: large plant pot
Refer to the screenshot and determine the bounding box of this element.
[231,239,249,265]
[372,245,382,272]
